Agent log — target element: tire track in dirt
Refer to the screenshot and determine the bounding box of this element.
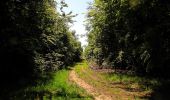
[69,70,113,100]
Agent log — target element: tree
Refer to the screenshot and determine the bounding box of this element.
[0,0,82,87]
[85,0,170,77]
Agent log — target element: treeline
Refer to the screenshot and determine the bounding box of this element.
[85,0,170,78]
[0,0,82,85]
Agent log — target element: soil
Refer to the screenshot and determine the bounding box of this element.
[69,70,113,100]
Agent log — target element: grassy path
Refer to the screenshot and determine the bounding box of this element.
[4,61,152,100]
[69,70,112,100]
[71,61,151,100]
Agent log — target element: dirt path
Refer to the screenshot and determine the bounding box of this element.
[69,70,113,100]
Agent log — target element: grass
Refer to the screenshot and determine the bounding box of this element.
[74,60,157,100]
[103,72,158,90]
[4,61,169,100]
[6,69,93,100]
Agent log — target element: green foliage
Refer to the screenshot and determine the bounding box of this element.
[85,0,170,77]
[0,0,83,97]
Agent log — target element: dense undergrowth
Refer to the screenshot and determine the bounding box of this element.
[85,0,170,78]
[0,0,83,99]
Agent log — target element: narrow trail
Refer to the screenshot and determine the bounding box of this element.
[69,70,113,100]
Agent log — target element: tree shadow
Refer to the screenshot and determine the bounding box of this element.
[105,71,170,100]
[0,72,54,100]
[148,80,170,100]
[1,87,93,100]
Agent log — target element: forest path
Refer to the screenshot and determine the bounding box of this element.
[69,70,112,100]
[69,61,149,100]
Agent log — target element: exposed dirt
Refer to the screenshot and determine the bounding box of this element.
[69,70,113,100]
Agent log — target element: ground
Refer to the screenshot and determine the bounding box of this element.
[69,61,151,100]
[2,61,159,100]
[69,70,112,100]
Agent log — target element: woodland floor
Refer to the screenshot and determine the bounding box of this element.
[69,70,112,100]
[70,61,151,100]
[2,61,168,100]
